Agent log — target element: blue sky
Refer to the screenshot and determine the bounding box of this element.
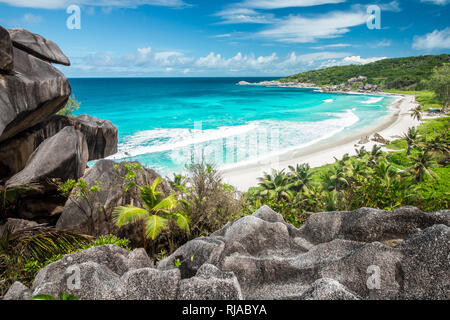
[0,0,448,77]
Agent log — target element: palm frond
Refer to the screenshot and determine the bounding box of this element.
[6,227,92,262]
[174,212,190,234]
[113,206,150,227]
[152,195,178,213]
[145,215,169,240]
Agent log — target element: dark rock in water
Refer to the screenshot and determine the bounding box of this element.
[56,160,170,238]
[0,115,118,180]
[8,29,70,66]
[0,26,14,71]
[0,47,71,143]
[6,127,88,188]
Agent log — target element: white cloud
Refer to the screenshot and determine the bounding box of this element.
[195,52,278,70]
[210,33,232,38]
[0,0,188,9]
[259,10,367,43]
[22,13,43,24]
[379,1,402,12]
[369,39,392,48]
[214,8,276,24]
[310,43,352,49]
[238,0,346,9]
[67,47,390,77]
[319,55,386,68]
[342,56,387,64]
[413,28,450,50]
[420,0,449,5]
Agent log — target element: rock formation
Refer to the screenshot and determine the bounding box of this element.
[5,206,449,300]
[0,26,118,224]
[0,26,13,71]
[0,115,118,178]
[372,133,390,145]
[56,160,170,240]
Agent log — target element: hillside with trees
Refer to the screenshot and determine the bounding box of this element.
[281,54,450,91]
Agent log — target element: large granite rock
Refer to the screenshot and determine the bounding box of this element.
[295,206,450,245]
[8,29,70,66]
[56,160,170,237]
[0,47,71,142]
[2,244,241,300]
[158,206,450,300]
[0,26,13,71]
[6,126,88,188]
[5,206,449,300]
[0,115,118,180]
[2,282,32,300]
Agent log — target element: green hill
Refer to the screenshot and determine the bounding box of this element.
[280,54,450,91]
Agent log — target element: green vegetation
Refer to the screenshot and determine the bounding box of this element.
[424,63,450,112]
[281,54,449,91]
[0,224,129,299]
[245,114,449,224]
[113,177,190,249]
[32,293,79,300]
[57,95,81,117]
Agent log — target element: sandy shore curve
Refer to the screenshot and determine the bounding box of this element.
[222,94,420,191]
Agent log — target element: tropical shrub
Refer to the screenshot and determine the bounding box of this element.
[113,177,190,251]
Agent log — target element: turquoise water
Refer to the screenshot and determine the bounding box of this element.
[69,78,396,176]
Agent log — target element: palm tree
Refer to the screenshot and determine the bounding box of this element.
[355,146,368,159]
[113,177,190,249]
[257,169,293,201]
[322,166,350,192]
[410,105,422,122]
[425,134,450,155]
[288,164,313,193]
[374,159,397,181]
[368,144,384,166]
[401,127,419,155]
[408,149,437,182]
[167,173,187,192]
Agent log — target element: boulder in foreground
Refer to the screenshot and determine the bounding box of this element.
[5,205,448,300]
[6,126,88,188]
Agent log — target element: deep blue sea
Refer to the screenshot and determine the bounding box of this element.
[69,77,396,176]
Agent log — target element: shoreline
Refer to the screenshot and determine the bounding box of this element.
[222,93,420,191]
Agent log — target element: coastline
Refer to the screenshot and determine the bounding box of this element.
[222,93,420,191]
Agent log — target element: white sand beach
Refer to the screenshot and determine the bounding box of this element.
[222,94,421,191]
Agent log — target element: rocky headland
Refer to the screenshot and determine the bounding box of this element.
[237,76,382,94]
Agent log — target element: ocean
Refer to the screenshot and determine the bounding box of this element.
[69,77,396,176]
